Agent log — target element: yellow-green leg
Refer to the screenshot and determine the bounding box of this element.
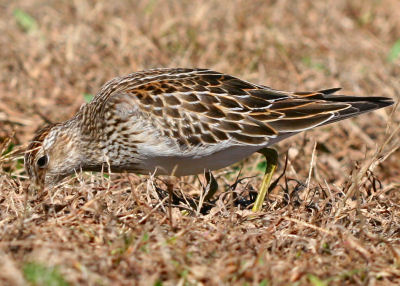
[252,148,278,212]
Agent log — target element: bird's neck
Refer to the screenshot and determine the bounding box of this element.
[71,104,144,173]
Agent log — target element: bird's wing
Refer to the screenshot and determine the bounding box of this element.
[90,68,393,148]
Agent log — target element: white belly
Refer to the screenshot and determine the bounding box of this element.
[136,141,264,176]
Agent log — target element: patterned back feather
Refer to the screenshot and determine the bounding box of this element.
[85,68,393,148]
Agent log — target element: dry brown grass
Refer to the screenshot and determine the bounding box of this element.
[1,0,400,285]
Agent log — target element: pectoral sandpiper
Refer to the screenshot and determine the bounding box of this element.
[24,68,394,211]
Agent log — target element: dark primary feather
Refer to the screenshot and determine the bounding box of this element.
[88,68,394,147]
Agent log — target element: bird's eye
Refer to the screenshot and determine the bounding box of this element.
[37,155,48,168]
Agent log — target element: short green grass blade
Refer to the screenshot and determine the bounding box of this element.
[83,93,94,103]
[13,9,37,32]
[23,262,69,286]
[308,274,327,286]
[388,39,400,62]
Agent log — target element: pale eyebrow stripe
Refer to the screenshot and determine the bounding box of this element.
[24,145,41,154]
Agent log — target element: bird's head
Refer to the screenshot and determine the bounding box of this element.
[24,123,84,188]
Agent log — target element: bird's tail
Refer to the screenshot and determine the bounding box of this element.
[316,88,394,126]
